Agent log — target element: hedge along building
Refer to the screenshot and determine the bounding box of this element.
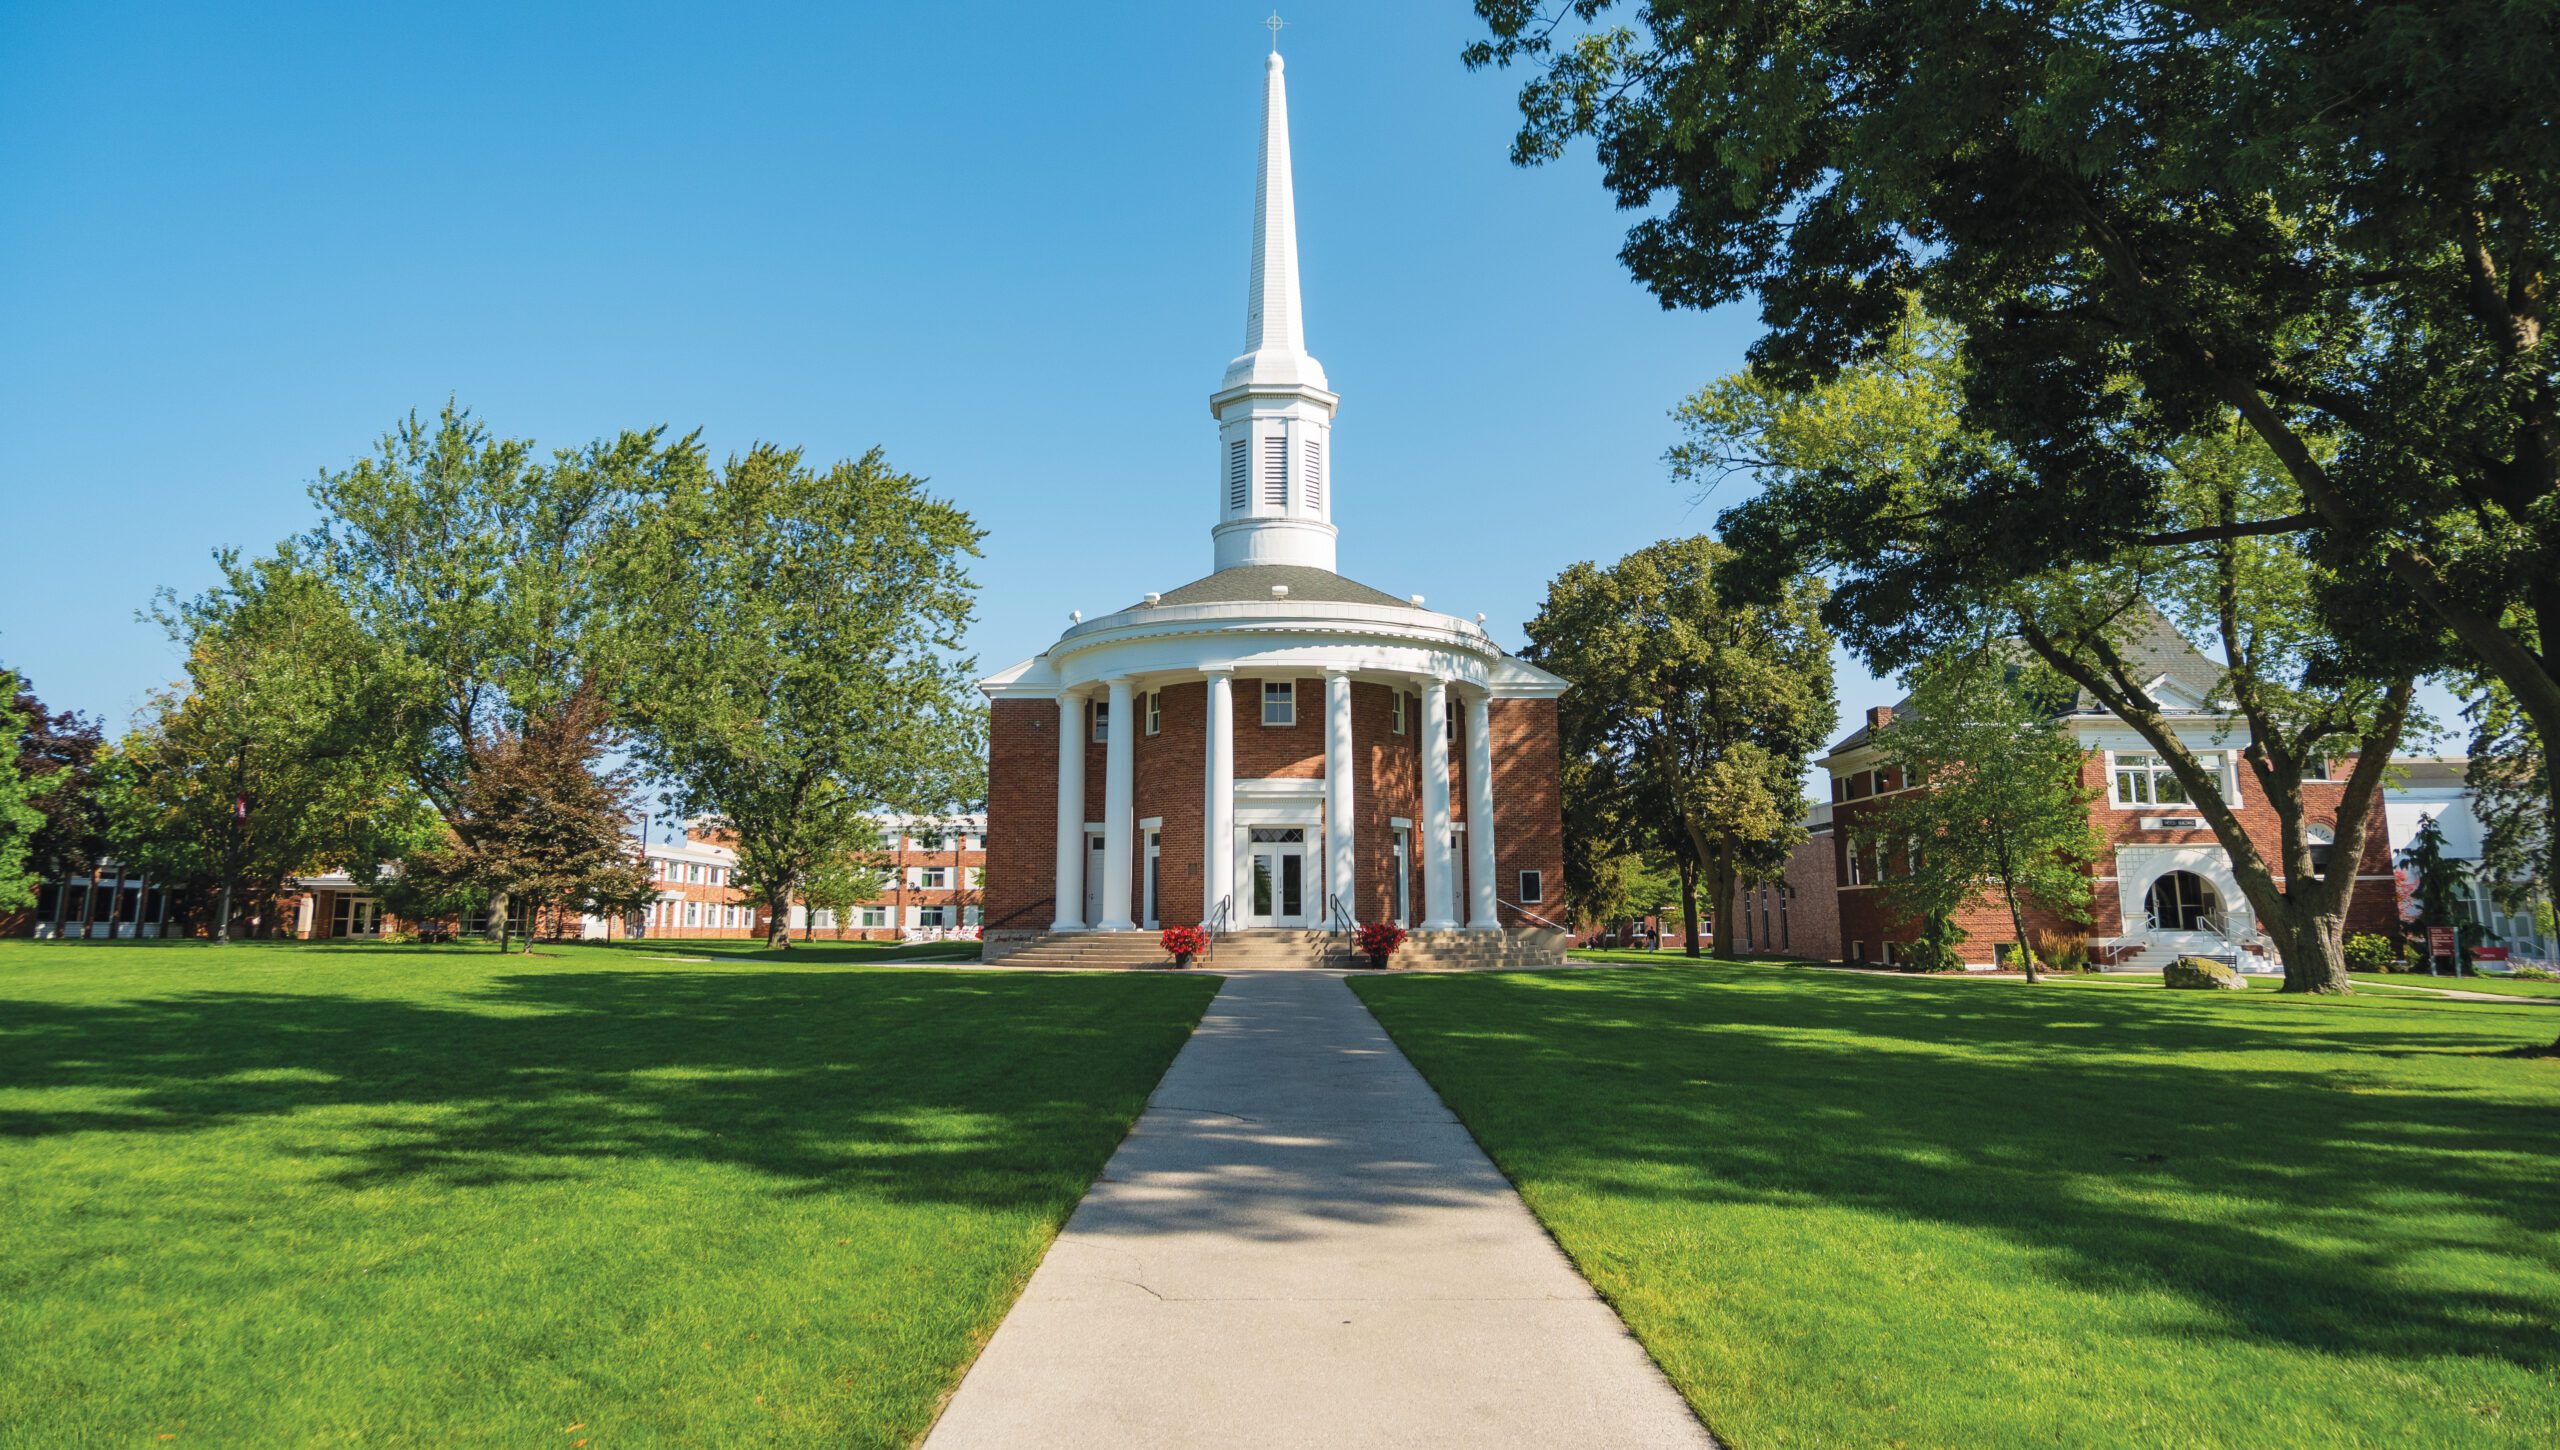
[977,44,1569,966]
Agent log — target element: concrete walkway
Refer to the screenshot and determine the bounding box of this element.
[924,970,1715,1449]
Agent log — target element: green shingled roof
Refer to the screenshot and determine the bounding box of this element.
[1131,565,1416,612]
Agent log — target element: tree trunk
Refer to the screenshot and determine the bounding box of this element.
[486,890,510,945]
[768,890,790,949]
[2002,885,2039,984]
[215,815,242,946]
[2274,908,2351,994]
[1706,854,1739,961]
[1676,859,1702,958]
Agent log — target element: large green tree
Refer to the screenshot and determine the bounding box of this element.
[112,552,432,941]
[1470,0,2554,938]
[1526,537,1836,959]
[7,671,105,898]
[400,687,653,953]
[1862,652,2105,983]
[1691,314,2414,992]
[303,403,704,937]
[630,445,984,948]
[0,675,52,912]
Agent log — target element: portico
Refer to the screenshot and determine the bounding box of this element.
[976,45,1568,964]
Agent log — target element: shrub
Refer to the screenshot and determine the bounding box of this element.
[2033,929,2093,972]
[377,928,415,946]
[2510,965,2558,982]
[1353,921,1408,960]
[2343,932,2399,973]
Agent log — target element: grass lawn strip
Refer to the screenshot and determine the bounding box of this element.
[1352,959,2560,1449]
[0,940,1217,1447]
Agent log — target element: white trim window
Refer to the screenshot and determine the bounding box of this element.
[1262,679,1295,727]
[2113,751,2217,807]
[1091,701,1110,742]
[859,905,890,929]
[1146,689,1162,735]
[919,866,950,890]
[1391,693,1407,735]
[1517,870,1543,905]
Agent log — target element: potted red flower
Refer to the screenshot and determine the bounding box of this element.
[1353,921,1407,970]
[1160,924,1209,968]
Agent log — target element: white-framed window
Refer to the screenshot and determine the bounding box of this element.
[918,905,951,928]
[1845,839,1867,886]
[814,909,836,929]
[1392,693,1407,734]
[1145,689,1162,735]
[1262,679,1295,727]
[913,831,944,852]
[1852,939,1868,963]
[685,901,701,927]
[963,904,981,927]
[1091,701,1110,742]
[2113,751,2218,806]
[920,866,950,889]
[859,905,890,928]
[1518,869,1543,905]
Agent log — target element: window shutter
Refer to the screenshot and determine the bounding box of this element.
[1305,438,1323,511]
[1262,435,1288,507]
[1228,439,1249,510]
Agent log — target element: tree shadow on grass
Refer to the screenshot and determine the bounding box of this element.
[1358,966,2560,1374]
[0,969,1214,1208]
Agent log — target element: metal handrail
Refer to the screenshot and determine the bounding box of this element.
[1203,895,1232,960]
[1322,893,1357,934]
[1498,898,1572,933]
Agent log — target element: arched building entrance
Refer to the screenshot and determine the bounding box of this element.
[2146,870,2218,931]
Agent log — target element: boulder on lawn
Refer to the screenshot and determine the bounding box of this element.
[2163,955,2248,990]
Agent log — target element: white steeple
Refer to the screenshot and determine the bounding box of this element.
[1209,43,1340,574]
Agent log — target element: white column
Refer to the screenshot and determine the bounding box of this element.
[1097,677,1138,932]
[1051,692,1086,931]
[1204,670,1236,925]
[1324,669,1356,924]
[1466,690,1500,930]
[1419,678,1460,930]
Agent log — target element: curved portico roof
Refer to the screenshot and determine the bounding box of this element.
[1132,564,1417,612]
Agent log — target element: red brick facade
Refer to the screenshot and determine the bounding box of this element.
[1829,745,2396,966]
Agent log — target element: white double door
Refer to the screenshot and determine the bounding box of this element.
[1244,825,1310,928]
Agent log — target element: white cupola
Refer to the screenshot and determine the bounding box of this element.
[1208,46,1340,574]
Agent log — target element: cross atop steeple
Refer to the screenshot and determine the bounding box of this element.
[1266,12,1285,53]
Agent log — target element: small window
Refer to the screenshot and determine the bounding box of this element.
[1145,690,1162,736]
[914,832,943,852]
[1853,939,1867,964]
[1517,870,1543,905]
[1392,693,1407,734]
[1091,701,1110,742]
[2303,755,2329,782]
[1262,435,1288,507]
[1262,679,1295,727]
[1228,439,1249,511]
[921,866,949,889]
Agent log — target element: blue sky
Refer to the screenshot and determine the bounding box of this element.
[2,1,1878,743]
[18,2,2452,785]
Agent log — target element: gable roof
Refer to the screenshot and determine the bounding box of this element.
[1825,606,2229,756]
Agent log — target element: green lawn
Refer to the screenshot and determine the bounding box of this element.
[0,939,1217,1447]
[2354,972,2560,1000]
[1352,960,2560,1448]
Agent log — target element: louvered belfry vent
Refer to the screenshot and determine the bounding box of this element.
[1227,439,1250,511]
[1263,434,1289,508]
[1305,438,1324,513]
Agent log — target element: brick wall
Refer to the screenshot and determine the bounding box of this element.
[1355,682,1423,924]
[1134,681,1207,926]
[1233,675,1327,780]
[1488,698,1564,929]
[985,698,1059,933]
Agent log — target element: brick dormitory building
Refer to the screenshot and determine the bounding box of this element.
[974,49,1570,968]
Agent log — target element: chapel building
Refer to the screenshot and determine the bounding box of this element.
[977,47,1569,966]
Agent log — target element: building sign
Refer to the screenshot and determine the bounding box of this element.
[2472,944,2509,963]
[2427,926,2457,957]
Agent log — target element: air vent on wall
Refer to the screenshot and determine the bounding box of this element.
[1228,439,1249,511]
